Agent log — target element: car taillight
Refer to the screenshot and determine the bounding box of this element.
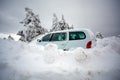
[86,41,92,48]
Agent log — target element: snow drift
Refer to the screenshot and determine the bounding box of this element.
[0,36,120,80]
[0,33,20,41]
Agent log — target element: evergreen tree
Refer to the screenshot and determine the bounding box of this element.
[50,13,59,32]
[58,15,69,30]
[96,32,104,39]
[17,7,48,42]
[8,35,14,40]
[50,14,74,32]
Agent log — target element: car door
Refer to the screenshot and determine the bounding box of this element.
[65,31,87,49]
[50,32,68,49]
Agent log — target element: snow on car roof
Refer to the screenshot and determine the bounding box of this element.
[49,28,93,33]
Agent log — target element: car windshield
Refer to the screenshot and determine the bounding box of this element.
[42,34,51,41]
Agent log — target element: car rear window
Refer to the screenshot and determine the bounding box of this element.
[69,31,86,40]
[51,32,67,41]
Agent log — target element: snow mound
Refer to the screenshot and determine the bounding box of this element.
[74,47,87,63]
[0,33,20,41]
[0,36,120,80]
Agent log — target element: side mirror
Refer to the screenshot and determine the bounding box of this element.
[37,39,41,42]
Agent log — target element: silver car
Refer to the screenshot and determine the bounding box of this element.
[37,29,96,50]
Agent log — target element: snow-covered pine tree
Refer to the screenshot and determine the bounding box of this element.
[17,30,26,41]
[96,32,104,39]
[18,7,48,42]
[50,14,74,32]
[50,13,59,32]
[8,35,14,40]
[58,15,74,31]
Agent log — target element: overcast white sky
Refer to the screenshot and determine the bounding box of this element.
[0,0,120,36]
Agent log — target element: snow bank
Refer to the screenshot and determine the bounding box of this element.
[0,33,20,41]
[0,36,120,80]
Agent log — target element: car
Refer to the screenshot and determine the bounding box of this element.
[37,28,96,50]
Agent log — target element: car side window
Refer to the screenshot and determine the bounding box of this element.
[69,31,86,40]
[42,34,51,41]
[51,33,67,41]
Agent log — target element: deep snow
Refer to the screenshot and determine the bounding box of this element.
[0,33,20,41]
[0,36,120,80]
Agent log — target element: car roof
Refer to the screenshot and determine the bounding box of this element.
[48,28,92,34]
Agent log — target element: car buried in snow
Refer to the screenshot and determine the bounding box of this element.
[37,29,96,50]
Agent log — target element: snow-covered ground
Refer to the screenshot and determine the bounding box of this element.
[0,36,120,80]
[0,33,20,41]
